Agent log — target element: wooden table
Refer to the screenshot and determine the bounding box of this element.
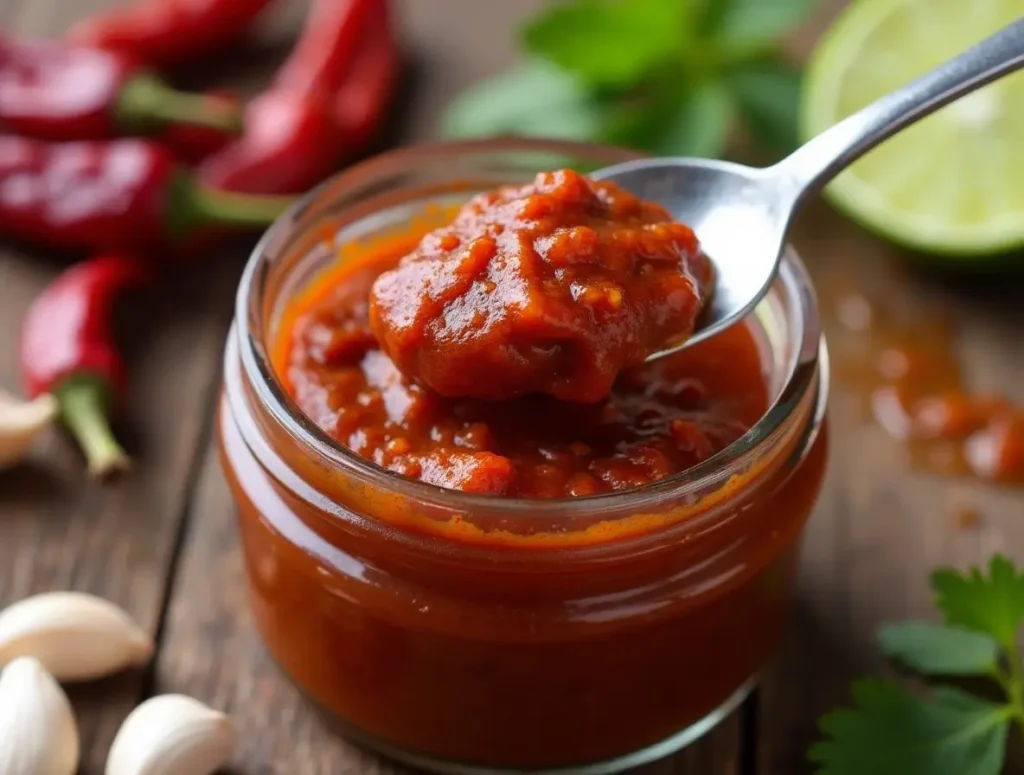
[1,1,1022,773]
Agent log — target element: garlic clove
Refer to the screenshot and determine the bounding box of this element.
[0,390,57,469]
[106,694,237,775]
[0,591,153,682]
[0,656,80,775]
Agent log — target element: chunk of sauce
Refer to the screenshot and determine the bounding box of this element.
[368,169,714,403]
[276,235,765,499]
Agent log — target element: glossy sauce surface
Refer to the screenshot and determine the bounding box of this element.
[278,235,765,498]
[369,169,714,403]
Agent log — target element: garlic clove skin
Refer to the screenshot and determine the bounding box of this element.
[106,694,236,775]
[0,391,57,469]
[0,591,153,682]
[0,656,80,775]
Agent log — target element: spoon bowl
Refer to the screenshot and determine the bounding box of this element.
[591,17,1024,362]
[591,158,789,358]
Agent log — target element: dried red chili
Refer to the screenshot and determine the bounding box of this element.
[0,135,292,254]
[0,35,241,140]
[20,254,149,476]
[198,0,399,195]
[67,0,273,70]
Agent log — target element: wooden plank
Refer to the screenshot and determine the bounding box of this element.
[0,217,247,755]
[0,1,273,770]
[756,200,1024,773]
[155,445,409,775]
[156,2,743,773]
[0,254,246,767]
[636,717,743,775]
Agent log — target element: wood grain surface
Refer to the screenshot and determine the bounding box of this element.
[0,1,1021,773]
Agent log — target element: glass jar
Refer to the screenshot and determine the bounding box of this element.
[219,139,829,774]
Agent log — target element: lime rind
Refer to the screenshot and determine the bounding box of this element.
[802,0,1024,256]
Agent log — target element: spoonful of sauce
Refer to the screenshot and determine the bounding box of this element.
[369,19,1023,403]
[594,17,1024,360]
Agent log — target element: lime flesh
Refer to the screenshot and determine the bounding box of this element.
[802,0,1024,255]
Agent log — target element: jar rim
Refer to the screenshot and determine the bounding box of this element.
[233,138,825,515]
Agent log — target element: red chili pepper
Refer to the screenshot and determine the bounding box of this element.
[274,0,383,96]
[195,90,338,196]
[21,254,149,476]
[0,35,242,140]
[66,0,273,71]
[161,90,240,163]
[0,135,292,254]
[198,0,398,195]
[332,0,399,150]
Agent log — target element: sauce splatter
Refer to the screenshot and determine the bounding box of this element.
[827,287,1022,486]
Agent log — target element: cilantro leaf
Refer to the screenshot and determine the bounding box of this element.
[726,58,803,153]
[703,0,817,52]
[878,621,1000,677]
[652,81,733,158]
[444,0,811,167]
[809,680,1010,775]
[933,555,1024,648]
[521,0,686,88]
[441,61,607,141]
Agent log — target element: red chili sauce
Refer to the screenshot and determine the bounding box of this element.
[369,169,714,403]
[277,176,767,499]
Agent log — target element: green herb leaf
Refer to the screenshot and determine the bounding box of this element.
[596,78,733,158]
[877,621,1000,677]
[704,0,817,52]
[809,680,1010,775]
[933,555,1024,648]
[441,61,606,141]
[521,0,686,88]
[652,81,733,158]
[726,58,803,152]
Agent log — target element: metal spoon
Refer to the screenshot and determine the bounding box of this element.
[591,18,1024,361]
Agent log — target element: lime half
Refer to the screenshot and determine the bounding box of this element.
[803,0,1024,255]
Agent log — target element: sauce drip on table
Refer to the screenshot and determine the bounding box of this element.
[831,292,1022,485]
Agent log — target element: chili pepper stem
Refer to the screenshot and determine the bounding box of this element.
[167,172,294,234]
[115,73,244,134]
[56,376,130,478]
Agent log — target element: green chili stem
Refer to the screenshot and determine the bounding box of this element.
[165,172,295,237]
[115,73,243,134]
[189,185,296,228]
[57,377,130,478]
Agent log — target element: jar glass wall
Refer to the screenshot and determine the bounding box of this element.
[218,139,830,774]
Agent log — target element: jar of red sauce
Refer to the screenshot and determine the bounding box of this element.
[218,139,830,773]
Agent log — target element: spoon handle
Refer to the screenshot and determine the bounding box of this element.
[775,17,1024,199]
